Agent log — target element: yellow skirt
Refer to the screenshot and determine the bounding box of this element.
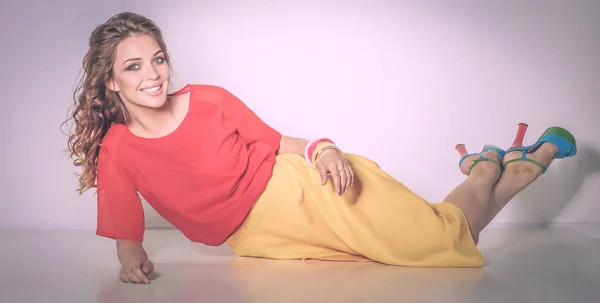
[226,153,483,268]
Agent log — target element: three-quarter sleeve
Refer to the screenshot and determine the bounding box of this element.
[95,146,145,242]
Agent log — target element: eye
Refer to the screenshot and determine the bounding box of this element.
[154,57,166,64]
[126,64,140,71]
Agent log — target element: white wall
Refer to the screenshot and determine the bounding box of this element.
[1,0,598,231]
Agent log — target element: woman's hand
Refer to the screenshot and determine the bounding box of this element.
[120,256,154,284]
[117,240,154,284]
[315,149,354,195]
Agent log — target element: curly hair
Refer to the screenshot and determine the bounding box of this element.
[62,12,172,194]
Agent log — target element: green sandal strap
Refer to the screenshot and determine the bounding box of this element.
[504,157,547,172]
[468,157,502,175]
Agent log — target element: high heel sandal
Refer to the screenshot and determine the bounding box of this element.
[456,144,506,176]
[503,123,577,174]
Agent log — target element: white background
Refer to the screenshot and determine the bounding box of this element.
[1,0,598,230]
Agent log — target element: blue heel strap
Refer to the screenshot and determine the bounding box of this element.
[506,134,576,159]
[458,153,478,168]
[537,134,577,158]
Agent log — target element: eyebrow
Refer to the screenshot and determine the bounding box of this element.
[122,50,164,65]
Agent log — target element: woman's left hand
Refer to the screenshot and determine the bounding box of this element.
[315,149,354,195]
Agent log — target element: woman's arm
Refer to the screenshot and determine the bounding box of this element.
[277,135,309,156]
[277,135,354,195]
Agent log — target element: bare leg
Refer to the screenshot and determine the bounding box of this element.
[480,142,559,229]
[443,149,503,244]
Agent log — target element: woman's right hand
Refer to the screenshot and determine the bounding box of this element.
[120,256,154,284]
[116,240,154,284]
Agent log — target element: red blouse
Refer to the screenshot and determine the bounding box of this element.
[95,84,281,245]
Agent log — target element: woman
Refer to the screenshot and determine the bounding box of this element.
[64,12,577,284]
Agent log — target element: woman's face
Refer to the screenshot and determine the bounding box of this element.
[107,34,170,110]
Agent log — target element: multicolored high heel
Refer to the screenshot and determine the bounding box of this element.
[456,144,506,176]
[504,123,577,174]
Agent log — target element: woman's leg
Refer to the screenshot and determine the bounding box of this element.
[454,123,570,232]
[228,153,487,268]
[443,149,503,244]
[480,142,559,229]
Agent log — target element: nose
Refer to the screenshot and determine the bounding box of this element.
[146,64,160,80]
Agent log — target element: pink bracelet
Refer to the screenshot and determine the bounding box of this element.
[304,138,335,167]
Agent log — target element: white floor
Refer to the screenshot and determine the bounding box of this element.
[1,227,599,303]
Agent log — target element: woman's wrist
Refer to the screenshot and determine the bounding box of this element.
[304,138,343,167]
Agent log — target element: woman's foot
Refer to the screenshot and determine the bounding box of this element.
[457,148,503,181]
[503,142,559,177]
[478,141,560,230]
[502,123,575,177]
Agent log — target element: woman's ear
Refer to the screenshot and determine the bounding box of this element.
[106,79,120,92]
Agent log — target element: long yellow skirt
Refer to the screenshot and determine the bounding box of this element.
[226,153,483,268]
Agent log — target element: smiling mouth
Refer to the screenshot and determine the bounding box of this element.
[141,84,162,93]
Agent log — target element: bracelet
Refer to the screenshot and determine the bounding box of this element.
[309,138,335,158]
[304,138,335,168]
[314,145,344,164]
[312,143,336,163]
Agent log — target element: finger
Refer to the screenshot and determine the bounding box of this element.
[317,161,329,185]
[347,161,355,189]
[143,259,154,274]
[341,167,349,194]
[337,163,348,195]
[126,260,144,283]
[344,162,353,193]
[120,269,130,283]
[127,271,142,283]
[132,266,150,284]
[342,159,353,192]
[327,163,342,194]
